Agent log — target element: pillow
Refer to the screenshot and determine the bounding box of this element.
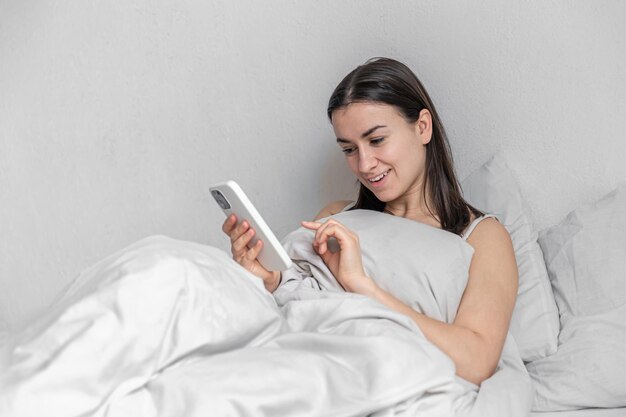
[461,154,560,362]
[280,209,475,324]
[526,185,626,411]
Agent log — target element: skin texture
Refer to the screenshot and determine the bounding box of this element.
[223,101,518,386]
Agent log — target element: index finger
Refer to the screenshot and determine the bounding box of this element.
[301,220,322,230]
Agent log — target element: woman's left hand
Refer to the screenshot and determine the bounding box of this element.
[301,219,377,296]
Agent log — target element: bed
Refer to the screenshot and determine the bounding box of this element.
[1,154,625,416]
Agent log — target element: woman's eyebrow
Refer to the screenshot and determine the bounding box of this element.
[336,125,387,143]
[361,125,386,138]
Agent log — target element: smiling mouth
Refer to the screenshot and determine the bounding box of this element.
[368,169,390,183]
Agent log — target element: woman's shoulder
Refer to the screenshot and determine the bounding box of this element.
[462,214,499,241]
[313,200,354,220]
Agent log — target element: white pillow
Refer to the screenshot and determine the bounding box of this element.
[527,185,626,411]
[461,154,560,362]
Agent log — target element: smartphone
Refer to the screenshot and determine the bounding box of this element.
[210,180,293,271]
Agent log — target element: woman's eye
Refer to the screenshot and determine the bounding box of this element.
[342,147,356,155]
[370,137,385,145]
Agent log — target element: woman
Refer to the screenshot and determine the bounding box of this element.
[222,57,518,386]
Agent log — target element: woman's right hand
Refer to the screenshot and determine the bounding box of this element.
[221,214,281,292]
[301,218,376,297]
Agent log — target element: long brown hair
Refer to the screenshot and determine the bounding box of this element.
[327,57,482,236]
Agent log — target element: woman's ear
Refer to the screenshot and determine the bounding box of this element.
[415,109,433,145]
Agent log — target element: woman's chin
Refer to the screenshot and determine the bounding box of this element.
[368,188,394,203]
[360,180,395,202]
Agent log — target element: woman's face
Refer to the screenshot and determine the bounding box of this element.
[331,102,432,205]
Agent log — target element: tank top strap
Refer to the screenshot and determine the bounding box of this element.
[461,214,498,241]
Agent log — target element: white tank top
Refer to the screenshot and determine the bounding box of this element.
[461,214,498,240]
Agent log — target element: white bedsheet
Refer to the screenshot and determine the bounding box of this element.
[0,236,456,416]
[0,230,532,416]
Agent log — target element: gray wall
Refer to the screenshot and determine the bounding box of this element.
[1,0,625,331]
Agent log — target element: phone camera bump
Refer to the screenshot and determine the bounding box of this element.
[211,190,231,210]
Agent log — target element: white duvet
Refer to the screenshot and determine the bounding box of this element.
[0,211,533,417]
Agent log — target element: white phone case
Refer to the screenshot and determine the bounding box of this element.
[210,180,293,271]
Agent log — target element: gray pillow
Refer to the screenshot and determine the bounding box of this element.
[527,185,626,411]
[281,209,474,323]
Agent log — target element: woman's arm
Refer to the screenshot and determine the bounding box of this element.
[303,217,518,386]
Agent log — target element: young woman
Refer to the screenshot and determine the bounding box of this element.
[222,58,518,386]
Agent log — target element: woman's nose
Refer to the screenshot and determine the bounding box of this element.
[358,148,377,173]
